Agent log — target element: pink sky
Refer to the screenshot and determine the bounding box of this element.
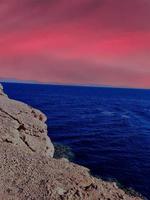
[0,0,150,88]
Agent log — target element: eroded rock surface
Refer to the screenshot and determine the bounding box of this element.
[0,84,7,97]
[0,84,143,200]
[0,83,54,157]
[0,143,143,200]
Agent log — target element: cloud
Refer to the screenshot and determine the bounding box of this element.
[1,0,150,32]
[0,0,150,88]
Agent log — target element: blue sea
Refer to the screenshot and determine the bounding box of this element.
[2,82,150,199]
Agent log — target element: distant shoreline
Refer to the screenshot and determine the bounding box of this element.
[1,80,150,91]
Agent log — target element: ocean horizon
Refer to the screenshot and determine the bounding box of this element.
[1,80,150,91]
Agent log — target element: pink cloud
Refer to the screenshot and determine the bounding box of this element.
[0,0,150,88]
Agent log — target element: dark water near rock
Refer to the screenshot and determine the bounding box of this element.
[3,82,150,199]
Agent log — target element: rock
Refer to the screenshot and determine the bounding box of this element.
[0,143,143,200]
[0,83,7,97]
[0,84,54,157]
[0,84,143,200]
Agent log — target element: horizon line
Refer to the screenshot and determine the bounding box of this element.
[0,79,150,90]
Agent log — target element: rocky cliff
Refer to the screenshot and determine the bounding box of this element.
[0,84,143,200]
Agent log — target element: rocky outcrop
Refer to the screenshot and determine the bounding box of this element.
[0,83,54,157]
[0,84,143,200]
[0,84,7,97]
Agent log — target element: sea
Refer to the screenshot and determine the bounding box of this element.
[2,82,150,199]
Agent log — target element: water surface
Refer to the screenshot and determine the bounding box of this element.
[3,82,150,198]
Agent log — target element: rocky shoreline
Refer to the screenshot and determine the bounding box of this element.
[0,84,143,200]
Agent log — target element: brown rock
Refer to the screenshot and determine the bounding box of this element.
[0,143,143,200]
[0,84,143,200]
[0,84,54,157]
[0,84,7,97]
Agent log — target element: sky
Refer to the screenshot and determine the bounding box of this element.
[0,0,150,88]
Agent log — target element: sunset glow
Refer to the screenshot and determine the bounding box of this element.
[0,0,150,88]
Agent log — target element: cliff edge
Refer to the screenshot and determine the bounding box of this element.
[0,84,143,200]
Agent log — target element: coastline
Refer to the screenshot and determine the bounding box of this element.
[0,83,144,200]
